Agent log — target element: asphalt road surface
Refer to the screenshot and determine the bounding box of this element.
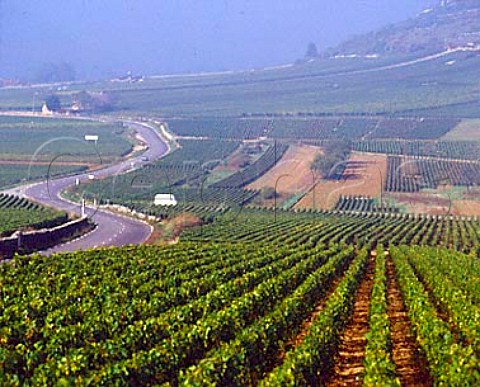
[4,120,170,254]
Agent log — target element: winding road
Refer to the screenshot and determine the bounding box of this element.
[4,119,170,254]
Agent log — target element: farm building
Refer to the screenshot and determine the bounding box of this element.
[154,193,177,206]
[41,103,53,115]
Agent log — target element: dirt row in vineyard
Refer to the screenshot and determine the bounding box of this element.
[257,267,347,382]
[323,252,376,386]
[259,249,435,386]
[386,254,433,386]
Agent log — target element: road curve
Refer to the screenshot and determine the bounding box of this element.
[4,120,170,254]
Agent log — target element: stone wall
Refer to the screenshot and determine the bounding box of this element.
[0,217,94,259]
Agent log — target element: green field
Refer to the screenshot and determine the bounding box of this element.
[0,164,87,190]
[0,115,134,190]
[167,117,460,141]
[0,116,133,162]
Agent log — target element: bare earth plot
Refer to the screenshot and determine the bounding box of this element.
[390,188,480,216]
[452,187,480,215]
[247,144,321,193]
[388,192,452,216]
[451,200,480,216]
[296,152,387,210]
[442,119,480,141]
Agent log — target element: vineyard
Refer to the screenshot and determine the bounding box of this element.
[0,194,67,236]
[72,137,266,225]
[76,139,246,203]
[372,118,460,140]
[334,196,401,214]
[353,139,480,160]
[81,164,206,202]
[335,196,376,212]
[212,143,288,188]
[0,239,477,385]
[120,187,258,221]
[185,208,480,252]
[165,117,459,141]
[2,9,480,384]
[161,139,240,166]
[129,202,230,222]
[269,117,375,139]
[386,155,480,192]
[166,118,272,139]
[2,119,480,384]
[268,117,458,140]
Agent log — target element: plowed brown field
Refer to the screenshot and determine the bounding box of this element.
[247,144,321,194]
[295,152,387,210]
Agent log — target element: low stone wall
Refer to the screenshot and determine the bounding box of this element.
[0,217,94,259]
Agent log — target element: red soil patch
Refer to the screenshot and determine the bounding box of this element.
[247,144,322,194]
[147,214,202,245]
[451,200,480,217]
[388,192,452,216]
[296,152,387,210]
[324,253,376,386]
[389,192,480,216]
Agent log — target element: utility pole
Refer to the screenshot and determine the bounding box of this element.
[32,93,36,115]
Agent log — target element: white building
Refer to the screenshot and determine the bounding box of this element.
[154,194,177,206]
[42,103,53,115]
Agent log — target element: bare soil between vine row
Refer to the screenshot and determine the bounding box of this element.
[386,255,433,386]
[257,260,348,382]
[324,252,376,386]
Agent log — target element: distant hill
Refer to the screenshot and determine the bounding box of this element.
[323,0,480,58]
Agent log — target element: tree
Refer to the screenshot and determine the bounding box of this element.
[312,140,352,179]
[45,95,61,111]
[305,42,318,58]
[72,91,116,113]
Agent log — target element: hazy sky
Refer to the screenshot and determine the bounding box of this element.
[1,0,434,80]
